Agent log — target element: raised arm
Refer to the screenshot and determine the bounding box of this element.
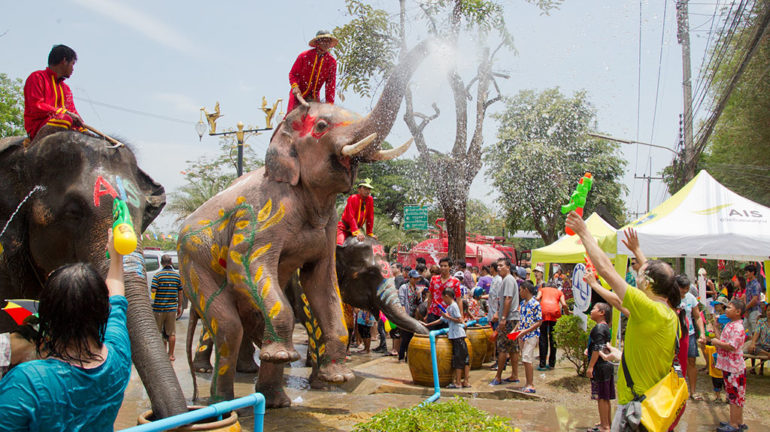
[584,271,630,316]
[566,211,628,300]
[105,229,125,297]
[621,228,646,269]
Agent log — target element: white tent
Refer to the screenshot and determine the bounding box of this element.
[617,170,770,261]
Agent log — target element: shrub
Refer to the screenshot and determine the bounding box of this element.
[553,314,595,377]
[352,397,518,432]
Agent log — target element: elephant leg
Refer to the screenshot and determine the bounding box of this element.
[235,307,259,373]
[207,304,243,402]
[300,258,354,384]
[236,338,258,373]
[256,361,291,408]
[234,257,298,363]
[193,328,214,373]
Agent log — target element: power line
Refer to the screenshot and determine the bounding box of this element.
[74,96,195,125]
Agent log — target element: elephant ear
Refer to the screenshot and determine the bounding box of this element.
[136,167,166,232]
[264,120,299,186]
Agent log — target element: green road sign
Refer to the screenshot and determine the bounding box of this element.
[403,205,428,230]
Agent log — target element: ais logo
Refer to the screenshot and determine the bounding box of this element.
[693,204,763,218]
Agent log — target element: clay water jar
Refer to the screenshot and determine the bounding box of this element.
[479,325,495,362]
[407,333,473,387]
[137,406,241,431]
[465,325,489,370]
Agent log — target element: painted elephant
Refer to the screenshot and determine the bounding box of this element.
[187,237,429,387]
[177,40,430,408]
[0,129,188,418]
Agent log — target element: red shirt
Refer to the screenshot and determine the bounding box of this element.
[337,193,373,237]
[538,287,564,321]
[428,275,462,316]
[287,48,336,112]
[24,68,82,139]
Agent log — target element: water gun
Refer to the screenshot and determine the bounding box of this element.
[584,253,597,278]
[112,198,137,255]
[436,302,448,314]
[379,311,396,332]
[561,172,593,235]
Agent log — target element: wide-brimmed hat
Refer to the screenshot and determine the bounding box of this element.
[309,30,338,49]
[358,178,374,190]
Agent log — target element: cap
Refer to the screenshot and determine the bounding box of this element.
[472,287,484,298]
[358,178,374,189]
[710,296,729,307]
[534,265,544,273]
[516,267,527,279]
[408,270,420,278]
[698,268,708,276]
[453,271,464,279]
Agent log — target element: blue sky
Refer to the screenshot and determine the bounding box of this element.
[1,0,726,231]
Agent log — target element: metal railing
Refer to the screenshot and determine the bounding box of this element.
[121,393,265,432]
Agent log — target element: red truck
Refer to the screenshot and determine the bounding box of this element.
[395,218,519,268]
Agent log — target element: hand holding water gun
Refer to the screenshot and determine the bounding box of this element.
[561,172,593,235]
[584,253,597,278]
[111,198,137,256]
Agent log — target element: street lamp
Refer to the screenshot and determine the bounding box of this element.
[196,99,283,177]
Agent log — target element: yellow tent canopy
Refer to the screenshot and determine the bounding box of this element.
[530,213,617,266]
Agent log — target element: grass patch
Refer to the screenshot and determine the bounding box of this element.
[352,397,519,432]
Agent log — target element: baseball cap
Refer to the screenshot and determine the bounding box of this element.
[408,270,420,278]
[453,271,464,279]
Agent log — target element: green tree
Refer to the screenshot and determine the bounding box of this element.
[693,1,770,205]
[465,198,506,237]
[486,88,627,244]
[167,132,264,221]
[0,73,24,137]
[335,0,562,263]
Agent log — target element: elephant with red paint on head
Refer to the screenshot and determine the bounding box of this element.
[177,40,431,408]
[0,129,188,418]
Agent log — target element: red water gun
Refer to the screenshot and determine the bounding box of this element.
[584,253,597,278]
[561,172,593,235]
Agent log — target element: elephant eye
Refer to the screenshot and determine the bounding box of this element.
[315,120,329,133]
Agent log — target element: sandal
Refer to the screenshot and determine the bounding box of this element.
[462,383,472,388]
[503,377,520,383]
[446,383,460,389]
[691,393,704,401]
[522,387,536,394]
[489,379,504,386]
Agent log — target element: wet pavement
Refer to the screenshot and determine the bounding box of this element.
[115,314,770,431]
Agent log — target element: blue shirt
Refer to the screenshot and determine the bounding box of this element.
[440,302,466,340]
[518,297,542,341]
[746,278,762,313]
[0,296,131,432]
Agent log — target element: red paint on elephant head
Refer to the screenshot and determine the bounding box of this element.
[291,114,352,140]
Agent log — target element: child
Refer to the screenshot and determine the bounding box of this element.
[427,288,470,388]
[513,280,542,393]
[356,309,376,354]
[745,302,769,374]
[707,298,747,432]
[701,296,728,402]
[587,302,615,432]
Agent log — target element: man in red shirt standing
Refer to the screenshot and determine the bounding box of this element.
[425,257,464,330]
[24,45,86,140]
[337,179,376,245]
[287,30,338,113]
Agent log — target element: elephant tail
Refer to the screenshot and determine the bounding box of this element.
[186,308,199,401]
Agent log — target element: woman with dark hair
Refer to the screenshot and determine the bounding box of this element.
[0,230,129,431]
[566,212,681,431]
[733,276,746,300]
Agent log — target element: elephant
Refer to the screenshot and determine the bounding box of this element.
[0,129,189,418]
[187,237,429,391]
[176,39,430,408]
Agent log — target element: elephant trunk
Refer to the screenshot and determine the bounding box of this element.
[353,39,432,153]
[375,278,429,335]
[122,244,189,418]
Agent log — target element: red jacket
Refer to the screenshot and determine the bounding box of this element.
[287,48,336,112]
[338,193,374,237]
[24,68,83,139]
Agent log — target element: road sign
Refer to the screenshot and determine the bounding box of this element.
[403,205,428,230]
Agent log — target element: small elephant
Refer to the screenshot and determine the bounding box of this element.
[0,129,188,418]
[188,237,430,390]
[177,41,430,408]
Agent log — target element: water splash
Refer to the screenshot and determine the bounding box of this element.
[0,185,46,240]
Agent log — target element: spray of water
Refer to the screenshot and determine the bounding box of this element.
[0,185,47,240]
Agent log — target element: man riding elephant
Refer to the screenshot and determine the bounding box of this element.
[336,178,376,245]
[287,30,338,113]
[24,45,87,140]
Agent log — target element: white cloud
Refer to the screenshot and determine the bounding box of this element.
[73,0,198,55]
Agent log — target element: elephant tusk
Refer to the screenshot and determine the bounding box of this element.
[371,138,413,161]
[341,133,377,157]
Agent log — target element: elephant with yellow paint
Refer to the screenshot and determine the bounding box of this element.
[176,40,430,408]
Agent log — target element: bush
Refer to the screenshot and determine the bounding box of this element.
[553,314,595,377]
[352,397,518,432]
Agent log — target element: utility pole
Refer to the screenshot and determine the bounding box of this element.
[634,173,664,214]
[676,0,695,180]
[676,0,695,278]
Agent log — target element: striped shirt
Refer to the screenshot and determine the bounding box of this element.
[151,267,182,312]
